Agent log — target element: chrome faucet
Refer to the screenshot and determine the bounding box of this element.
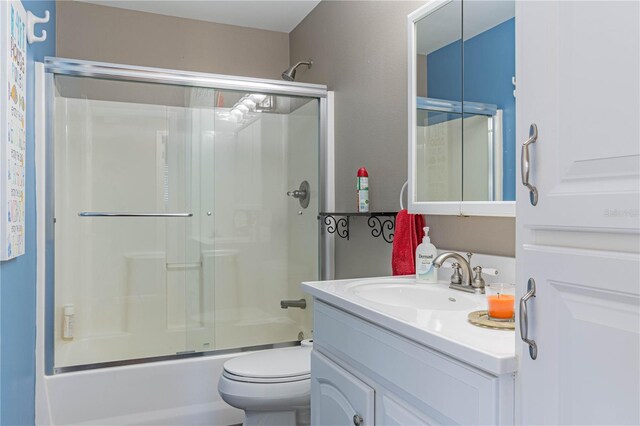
[432,252,484,294]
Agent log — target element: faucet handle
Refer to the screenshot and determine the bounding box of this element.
[482,267,499,276]
[450,262,463,285]
[472,266,485,290]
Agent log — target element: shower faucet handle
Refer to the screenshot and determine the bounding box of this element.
[287,180,311,209]
[287,189,307,198]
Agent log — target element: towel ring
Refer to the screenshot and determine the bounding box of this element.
[399,181,408,210]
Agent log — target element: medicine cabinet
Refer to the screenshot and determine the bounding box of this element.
[408,0,516,216]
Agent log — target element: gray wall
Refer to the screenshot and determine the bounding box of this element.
[56,1,289,80]
[290,1,515,278]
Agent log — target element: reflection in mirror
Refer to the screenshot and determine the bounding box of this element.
[415,0,515,203]
[415,0,462,202]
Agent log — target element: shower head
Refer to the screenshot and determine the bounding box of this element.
[281,60,313,81]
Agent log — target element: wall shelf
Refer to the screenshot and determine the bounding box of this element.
[317,212,397,243]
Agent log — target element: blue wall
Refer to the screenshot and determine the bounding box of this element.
[0,1,55,424]
[426,18,515,200]
[426,39,462,102]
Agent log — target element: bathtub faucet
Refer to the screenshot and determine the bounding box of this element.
[280,299,307,309]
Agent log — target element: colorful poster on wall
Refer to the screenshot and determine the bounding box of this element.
[0,1,27,260]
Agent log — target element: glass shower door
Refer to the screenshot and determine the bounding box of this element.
[52,74,321,371]
[53,76,212,368]
[185,91,319,352]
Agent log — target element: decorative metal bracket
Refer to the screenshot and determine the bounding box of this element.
[318,212,396,243]
[367,215,395,243]
[321,214,350,239]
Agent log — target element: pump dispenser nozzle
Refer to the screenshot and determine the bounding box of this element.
[423,227,430,244]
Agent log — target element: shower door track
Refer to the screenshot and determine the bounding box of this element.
[43,57,334,375]
[53,341,300,375]
[44,57,328,98]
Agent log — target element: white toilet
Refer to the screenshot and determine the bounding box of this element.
[218,345,312,426]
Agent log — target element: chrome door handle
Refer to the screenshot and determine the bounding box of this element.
[353,414,363,426]
[520,124,539,206]
[519,278,538,360]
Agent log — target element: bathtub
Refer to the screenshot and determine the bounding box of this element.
[36,353,245,425]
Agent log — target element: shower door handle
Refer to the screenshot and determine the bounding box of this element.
[78,212,193,217]
[520,124,538,206]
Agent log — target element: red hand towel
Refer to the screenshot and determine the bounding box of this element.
[392,210,426,276]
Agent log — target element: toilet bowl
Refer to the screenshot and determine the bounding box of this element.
[218,345,312,426]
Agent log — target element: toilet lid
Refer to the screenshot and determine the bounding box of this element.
[223,346,311,382]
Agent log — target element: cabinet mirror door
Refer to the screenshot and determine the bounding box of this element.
[414,0,463,204]
[462,1,515,202]
[409,0,516,216]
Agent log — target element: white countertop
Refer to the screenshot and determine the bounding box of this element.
[302,276,517,375]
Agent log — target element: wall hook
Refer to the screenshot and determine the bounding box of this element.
[27,10,49,44]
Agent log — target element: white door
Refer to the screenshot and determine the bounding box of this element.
[311,351,374,426]
[516,1,640,425]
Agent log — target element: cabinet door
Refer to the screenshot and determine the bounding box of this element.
[516,1,640,425]
[519,246,639,425]
[516,0,639,230]
[311,351,374,426]
[379,394,438,426]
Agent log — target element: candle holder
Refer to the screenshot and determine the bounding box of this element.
[485,283,516,322]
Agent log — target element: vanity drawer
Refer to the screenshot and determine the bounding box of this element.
[313,301,514,425]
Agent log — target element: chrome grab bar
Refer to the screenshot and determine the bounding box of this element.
[519,278,538,360]
[78,212,193,217]
[520,124,539,206]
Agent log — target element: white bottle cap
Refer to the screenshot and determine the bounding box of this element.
[64,304,75,316]
[423,227,430,243]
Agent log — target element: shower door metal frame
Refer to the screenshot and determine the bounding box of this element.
[43,57,334,375]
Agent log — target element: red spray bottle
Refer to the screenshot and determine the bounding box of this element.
[357,167,369,212]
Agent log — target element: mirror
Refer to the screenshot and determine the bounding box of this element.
[410,0,515,214]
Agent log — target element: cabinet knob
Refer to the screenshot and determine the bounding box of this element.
[353,414,363,425]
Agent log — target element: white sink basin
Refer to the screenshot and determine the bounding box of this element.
[348,282,479,311]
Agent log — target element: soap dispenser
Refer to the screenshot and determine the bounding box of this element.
[416,227,437,283]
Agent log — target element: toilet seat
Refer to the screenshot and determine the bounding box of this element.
[223,370,310,384]
[222,346,312,384]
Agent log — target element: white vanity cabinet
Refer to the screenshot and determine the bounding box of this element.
[311,301,515,425]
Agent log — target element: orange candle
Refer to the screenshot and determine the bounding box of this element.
[487,294,515,319]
